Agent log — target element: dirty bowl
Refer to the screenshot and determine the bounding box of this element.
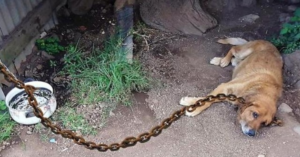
[5,81,57,125]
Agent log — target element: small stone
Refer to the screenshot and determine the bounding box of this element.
[3,141,10,146]
[36,64,43,70]
[26,131,32,135]
[40,32,47,38]
[24,70,33,77]
[76,130,82,136]
[239,14,259,23]
[293,126,300,136]
[101,31,105,35]
[53,77,61,83]
[288,5,297,12]
[99,103,106,108]
[279,13,291,23]
[109,111,115,116]
[278,103,293,113]
[27,127,33,132]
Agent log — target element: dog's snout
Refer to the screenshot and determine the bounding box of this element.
[246,129,256,136]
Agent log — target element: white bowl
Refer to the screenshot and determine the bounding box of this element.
[5,81,57,125]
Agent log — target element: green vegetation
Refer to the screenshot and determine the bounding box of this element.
[36,37,65,55]
[0,100,16,143]
[63,36,149,106]
[0,100,6,111]
[55,107,97,135]
[49,60,57,68]
[270,8,300,54]
[34,123,51,142]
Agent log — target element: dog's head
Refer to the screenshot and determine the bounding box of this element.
[237,100,277,137]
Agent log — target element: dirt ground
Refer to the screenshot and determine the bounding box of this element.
[2,2,300,157]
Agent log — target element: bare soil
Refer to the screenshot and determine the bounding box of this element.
[1,2,300,157]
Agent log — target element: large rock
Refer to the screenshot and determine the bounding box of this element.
[241,0,256,7]
[283,50,300,121]
[67,0,94,15]
[283,50,300,89]
[277,0,300,4]
[140,0,218,35]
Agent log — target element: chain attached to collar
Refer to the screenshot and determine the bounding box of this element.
[0,61,245,151]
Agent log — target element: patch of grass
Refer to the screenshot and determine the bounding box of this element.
[63,36,149,105]
[270,8,300,54]
[21,140,26,151]
[55,107,97,135]
[0,100,16,143]
[34,123,50,142]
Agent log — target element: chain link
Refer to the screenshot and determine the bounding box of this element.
[0,61,245,151]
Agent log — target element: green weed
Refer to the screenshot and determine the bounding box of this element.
[34,123,51,142]
[63,36,149,106]
[0,100,16,143]
[49,60,57,68]
[36,37,65,55]
[270,8,300,54]
[21,140,26,151]
[55,107,97,135]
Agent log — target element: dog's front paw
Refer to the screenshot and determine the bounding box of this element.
[220,58,230,67]
[210,57,222,66]
[179,97,203,106]
[185,109,198,117]
[179,97,194,106]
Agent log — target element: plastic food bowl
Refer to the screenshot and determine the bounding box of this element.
[5,81,57,125]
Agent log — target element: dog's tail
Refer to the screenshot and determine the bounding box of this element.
[217,37,248,45]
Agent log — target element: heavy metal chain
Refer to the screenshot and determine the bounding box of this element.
[0,61,245,152]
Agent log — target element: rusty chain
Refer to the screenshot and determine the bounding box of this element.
[0,61,246,152]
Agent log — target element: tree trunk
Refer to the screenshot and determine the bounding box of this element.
[140,0,217,35]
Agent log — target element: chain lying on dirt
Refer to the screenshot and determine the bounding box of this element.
[0,61,245,152]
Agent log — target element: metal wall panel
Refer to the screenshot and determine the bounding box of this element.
[0,0,53,38]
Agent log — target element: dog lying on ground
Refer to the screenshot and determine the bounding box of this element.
[179,38,283,136]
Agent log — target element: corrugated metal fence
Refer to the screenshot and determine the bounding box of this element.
[0,0,58,45]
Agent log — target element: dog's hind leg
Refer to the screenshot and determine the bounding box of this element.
[210,47,237,67]
[210,44,254,67]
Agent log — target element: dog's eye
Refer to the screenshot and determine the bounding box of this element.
[253,112,259,119]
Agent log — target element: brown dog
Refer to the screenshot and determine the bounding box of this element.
[179,38,283,136]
